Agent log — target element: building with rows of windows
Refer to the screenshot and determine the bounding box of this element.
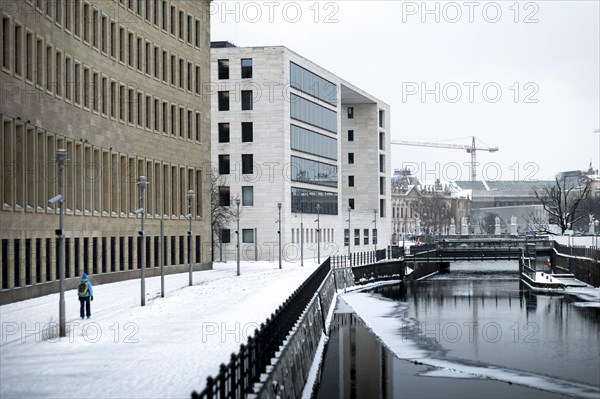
[211,43,391,262]
[0,0,212,304]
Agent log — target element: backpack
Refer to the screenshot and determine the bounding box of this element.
[78,282,88,297]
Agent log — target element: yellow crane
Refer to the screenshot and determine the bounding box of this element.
[391,136,499,181]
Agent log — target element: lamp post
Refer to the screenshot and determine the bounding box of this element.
[187,189,194,286]
[373,208,377,253]
[235,197,240,276]
[53,149,67,337]
[300,209,304,267]
[315,204,321,264]
[137,176,147,306]
[277,203,282,269]
[346,206,351,260]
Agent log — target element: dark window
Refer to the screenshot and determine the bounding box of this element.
[241,122,253,142]
[348,176,354,187]
[349,198,354,210]
[364,229,370,245]
[379,154,385,173]
[290,124,337,160]
[219,186,230,206]
[218,91,229,111]
[242,154,253,174]
[291,187,338,215]
[347,107,354,119]
[221,229,231,244]
[373,228,378,244]
[348,153,354,164]
[218,59,229,79]
[218,123,230,143]
[218,154,230,175]
[354,229,360,246]
[241,58,252,78]
[291,156,338,188]
[344,229,349,247]
[379,132,384,150]
[241,90,253,110]
[348,130,354,141]
[379,109,384,128]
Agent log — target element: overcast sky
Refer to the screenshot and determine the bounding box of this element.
[210,1,600,182]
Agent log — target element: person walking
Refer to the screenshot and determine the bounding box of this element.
[77,273,94,319]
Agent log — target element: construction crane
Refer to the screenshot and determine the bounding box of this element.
[391,136,499,181]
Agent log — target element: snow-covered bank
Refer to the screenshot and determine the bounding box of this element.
[0,260,319,398]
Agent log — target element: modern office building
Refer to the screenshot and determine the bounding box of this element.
[1,0,212,304]
[210,43,391,262]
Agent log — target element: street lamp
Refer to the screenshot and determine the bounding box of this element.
[51,149,67,337]
[315,204,321,264]
[187,189,194,286]
[235,197,241,276]
[346,206,351,261]
[137,176,148,306]
[277,203,282,269]
[373,208,377,253]
[299,208,304,267]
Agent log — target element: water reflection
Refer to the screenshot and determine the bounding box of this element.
[313,261,599,398]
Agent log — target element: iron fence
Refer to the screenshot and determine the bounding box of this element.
[554,242,600,261]
[191,258,331,399]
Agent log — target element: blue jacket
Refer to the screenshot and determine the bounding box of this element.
[78,274,93,298]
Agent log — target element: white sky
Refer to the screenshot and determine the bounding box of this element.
[210,1,600,181]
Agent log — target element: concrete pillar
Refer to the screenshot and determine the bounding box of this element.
[18,238,26,288]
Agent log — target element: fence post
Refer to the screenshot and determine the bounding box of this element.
[218,364,226,398]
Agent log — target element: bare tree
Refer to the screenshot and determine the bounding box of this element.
[415,192,452,235]
[482,212,500,234]
[532,174,593,235]
[210,170,236,260]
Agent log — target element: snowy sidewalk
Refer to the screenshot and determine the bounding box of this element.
[0,260,320,399]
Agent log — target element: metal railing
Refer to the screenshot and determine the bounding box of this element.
[554,242,600,261]
[191,258,331,399]
[329,250,385,268]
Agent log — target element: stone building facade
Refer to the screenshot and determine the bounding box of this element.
[210,43,391,262]
[0,0,212,304]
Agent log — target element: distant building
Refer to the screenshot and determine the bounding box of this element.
[391,169,471,242]
[210,43,391,261]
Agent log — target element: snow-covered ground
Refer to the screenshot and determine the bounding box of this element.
[0,260,320,399]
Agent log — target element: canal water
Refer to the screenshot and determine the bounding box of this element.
[313,261,600,398]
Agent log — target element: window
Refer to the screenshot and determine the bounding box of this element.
[241,58,252,78]
[101,15,107,53]
[290,125,337,160]
[25,31,33,81]
[170,54,175,84]
[119,27,125,62]
[218,59,229,79]
[347,107,354,119]
[218,186,230,206]
[291,156,337,188]
[242,154,253,174]
[379,132,385,150]
[379,109,385,128]
[241,122,253,143]
[291,187,337,215]
[242,229,254,244]
[379,154,385,173]
[221,229,231,244]
[83,3,89,42]
[380,176,385,195]
[178,58,184,88]
[241,90,253,110]
[290,62,337,105]
[154,46,159,78]
[344,229,349,246]
[161,1,167,30]
[218,154,230,175]
[170,5,176,35]
[195,112,201,141]
[218,91,229,111]
[364,229,370,245]
[186,61,192,91]
[290,94,337,133]
[373,229,378,245]
[178,10,184,39]
[348,130,354,141]
[195,65,201,94]
[2,17,9,70]
[218,123,230,143]
[161,50,167,81]
[195,19,201,47]
[348,176,354,187]
[354,229,360,246]
[242,186,253,206]
[14,24,22,76]
[126,32,133,67]
[186,15,192,44]
[348,153,354,164]
[110,21,116,58]
[349,198,354,210]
